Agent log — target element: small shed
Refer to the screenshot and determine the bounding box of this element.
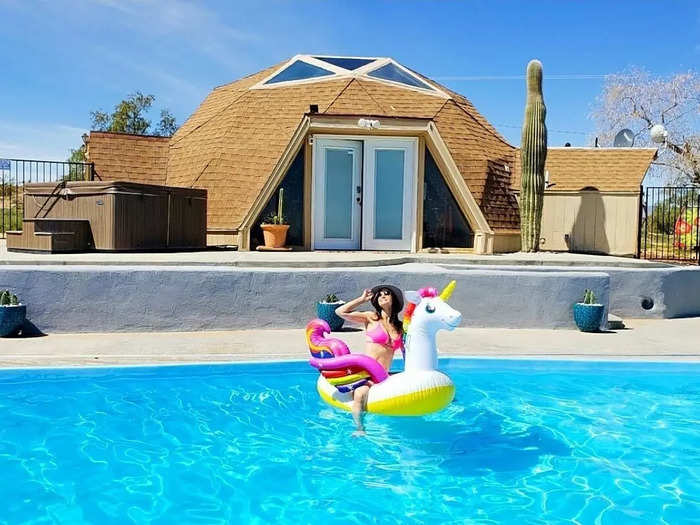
[512,147,657,256]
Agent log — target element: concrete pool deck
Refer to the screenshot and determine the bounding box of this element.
[1,317,698,368]
[0,238,671,268]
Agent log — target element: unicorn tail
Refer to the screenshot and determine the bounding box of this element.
[305,319,350,359]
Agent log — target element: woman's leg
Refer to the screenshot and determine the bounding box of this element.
[352,384,370,435]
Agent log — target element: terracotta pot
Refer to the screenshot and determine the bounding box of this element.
[261,224,290,248]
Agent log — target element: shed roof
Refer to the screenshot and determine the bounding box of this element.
[512,147,657,192]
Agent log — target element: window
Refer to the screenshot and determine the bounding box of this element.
[253,56,446,96]
[422,149,473,248]
[251,148,305,248]
[264,60,334,85]
[367,62,434,91]
[312,56,375,70]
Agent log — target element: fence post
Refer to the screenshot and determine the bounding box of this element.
[636,185,644,258]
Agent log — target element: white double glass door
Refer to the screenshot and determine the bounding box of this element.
[313,137,416,251]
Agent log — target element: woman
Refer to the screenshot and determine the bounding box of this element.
[335,285,404,435]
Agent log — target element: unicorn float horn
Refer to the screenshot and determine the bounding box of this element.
[439,280,457,301]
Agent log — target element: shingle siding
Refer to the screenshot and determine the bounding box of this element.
[87,132,169,185]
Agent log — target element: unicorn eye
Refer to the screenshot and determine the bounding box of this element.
[425,304,435,313]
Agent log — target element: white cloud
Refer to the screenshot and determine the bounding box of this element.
[0,121,86,161]
[92,44,208,104]
[88,0,259,68]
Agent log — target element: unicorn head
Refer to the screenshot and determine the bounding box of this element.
[401,281,462,372]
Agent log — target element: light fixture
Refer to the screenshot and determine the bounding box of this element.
[81,133,89,145]
[650,124,668,144]
[358,118,381,129]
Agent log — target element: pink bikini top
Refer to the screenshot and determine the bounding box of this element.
[366,322,403,351]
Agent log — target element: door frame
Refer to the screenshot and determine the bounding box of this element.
[311,134,418,251]
[361,137,418,251]
[311,137,363,250]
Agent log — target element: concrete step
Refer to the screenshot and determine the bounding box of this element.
[607,313,625,330]
[6,218,93,253]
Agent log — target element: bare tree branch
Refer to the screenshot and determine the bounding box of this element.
[591,67,700,185]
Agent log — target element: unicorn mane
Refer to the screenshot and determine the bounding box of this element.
[402,287,439,334]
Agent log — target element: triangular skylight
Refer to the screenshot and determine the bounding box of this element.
[312,56,375,70]
[264,60,334,85]
[254,55,446,97]
[367,62,434,90]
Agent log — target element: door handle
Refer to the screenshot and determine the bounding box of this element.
[356,186,362,205]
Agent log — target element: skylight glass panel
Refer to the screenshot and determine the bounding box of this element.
[313,56,375,71]
[367,62,434,90]
[264,60,334,84]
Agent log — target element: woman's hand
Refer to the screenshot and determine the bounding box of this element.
[335,289,373,326]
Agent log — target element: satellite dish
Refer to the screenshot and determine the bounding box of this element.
[613,128,635,147]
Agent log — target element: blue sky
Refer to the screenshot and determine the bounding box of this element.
[1,0,698,161]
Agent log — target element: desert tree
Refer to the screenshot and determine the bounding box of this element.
[591,68,699,185]
[69,92,178,163]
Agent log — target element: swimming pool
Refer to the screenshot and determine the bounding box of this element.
[0,359,698,524]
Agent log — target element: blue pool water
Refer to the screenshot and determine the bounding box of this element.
[0,359,698,524]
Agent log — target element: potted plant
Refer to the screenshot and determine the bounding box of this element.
[316,293,345,331]
[573,289,605,333]
[260,188,290,248]
[0,290,26,337]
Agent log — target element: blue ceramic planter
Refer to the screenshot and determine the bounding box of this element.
[0,305,26,337]
[573,303,605,332]
[316,301,345,331]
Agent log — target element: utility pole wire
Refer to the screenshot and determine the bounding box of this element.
[433,75,606,81]
[496,124,589,136]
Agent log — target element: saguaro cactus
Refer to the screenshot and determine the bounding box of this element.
[520,59,548,252]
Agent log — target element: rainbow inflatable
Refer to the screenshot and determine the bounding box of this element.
[674,207,699,250]
[306,281,461,416]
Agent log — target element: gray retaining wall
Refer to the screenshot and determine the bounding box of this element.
[437,263,700,320]
[1,263,698,334]
[1,264,613,333]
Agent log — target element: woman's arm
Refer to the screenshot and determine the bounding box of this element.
[336,289,373,325]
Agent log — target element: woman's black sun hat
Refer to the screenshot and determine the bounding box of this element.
[371,284,404,312]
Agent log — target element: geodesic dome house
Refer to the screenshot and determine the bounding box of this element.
[161,55,524,253]
[84,55,550,253]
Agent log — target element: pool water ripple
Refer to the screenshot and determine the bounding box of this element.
[0,360,698,524]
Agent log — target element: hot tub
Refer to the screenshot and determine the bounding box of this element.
[23,181,207,251]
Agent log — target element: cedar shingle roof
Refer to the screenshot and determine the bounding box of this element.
[511,148,657,192]
[87,132,169,185]
[165,59,522,232]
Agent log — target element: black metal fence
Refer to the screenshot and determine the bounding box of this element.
[1,158,95,237]
[639,186,700,265]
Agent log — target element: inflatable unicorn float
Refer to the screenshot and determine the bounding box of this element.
[306,281,461,416]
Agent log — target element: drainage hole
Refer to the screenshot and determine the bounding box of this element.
[641,297,654,310]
